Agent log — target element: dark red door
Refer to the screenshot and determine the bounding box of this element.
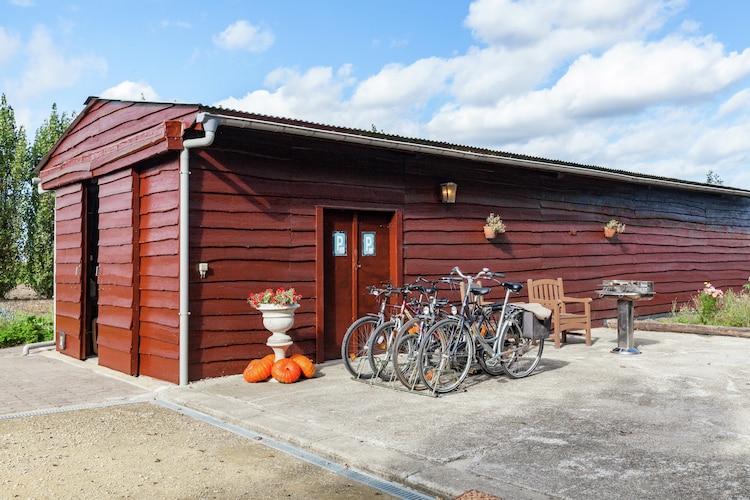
[323,210,393,360]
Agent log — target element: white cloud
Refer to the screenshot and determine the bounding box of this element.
[0,27,22,66]
[351,58,451,109]
[160,19,192,30]
[212,0,750,188]
[554,37,750,118]
[715,88,750,119]
[213,20,274,52]
[464,0,683,49]
[14,25,107,99]
[215,65,354,120]
[100,81,159,101]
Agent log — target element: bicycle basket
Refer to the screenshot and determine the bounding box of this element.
[521,310,551,340]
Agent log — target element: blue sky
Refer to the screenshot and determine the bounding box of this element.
[3,0,750,189]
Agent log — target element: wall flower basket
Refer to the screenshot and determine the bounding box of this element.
[485,213,506,239]
[604,219,625,238]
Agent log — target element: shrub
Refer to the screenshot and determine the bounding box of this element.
[670,282,750,328]
[0,312,54,348]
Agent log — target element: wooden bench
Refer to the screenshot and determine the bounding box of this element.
[526,278,592,348]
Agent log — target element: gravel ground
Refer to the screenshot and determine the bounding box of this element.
[0,292,400,499]
[0,403,395,499]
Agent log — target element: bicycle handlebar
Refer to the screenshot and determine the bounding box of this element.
[450,266,505,280]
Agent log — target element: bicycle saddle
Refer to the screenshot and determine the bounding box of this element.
[502,282,524,293]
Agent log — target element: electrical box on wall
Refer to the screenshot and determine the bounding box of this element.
[198,262,209,279]
[59,331,66,350]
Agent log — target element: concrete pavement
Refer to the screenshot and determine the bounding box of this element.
[3,327,750,499]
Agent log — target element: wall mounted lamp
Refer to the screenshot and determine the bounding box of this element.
[440,182,457,203]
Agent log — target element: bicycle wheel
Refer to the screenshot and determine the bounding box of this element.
[476,343,504,375]
[341,316,380,379]
[392,317,430,390]
[367,320,398,381]
[499,320,544,379]
[418,318,475,394]
[475,307,504,376]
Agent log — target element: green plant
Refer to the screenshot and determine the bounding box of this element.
[247,287,302,308]
[669,281,750,328]
[485,213,506,233]
[695,282,723,323]
[0,313,54,348]
[605,219,626,233]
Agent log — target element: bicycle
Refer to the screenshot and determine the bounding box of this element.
[390,277,452,391]
[416,267,498,394]
[367,281,430,382]
[340,284,398,379]
[475,283,544,379]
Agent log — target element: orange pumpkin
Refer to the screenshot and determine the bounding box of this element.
[271,358,301,384]
[243,354,275,383]
[290,354,316,379]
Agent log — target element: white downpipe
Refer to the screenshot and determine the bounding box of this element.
[178,115,219,386]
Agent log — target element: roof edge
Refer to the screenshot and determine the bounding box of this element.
[196,111,750,199]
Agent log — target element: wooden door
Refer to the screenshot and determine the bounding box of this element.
[322,210,394,360]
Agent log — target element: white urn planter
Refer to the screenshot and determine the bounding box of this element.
[256,303,300,361]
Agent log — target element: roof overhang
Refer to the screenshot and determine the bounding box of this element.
[195,111,750,199]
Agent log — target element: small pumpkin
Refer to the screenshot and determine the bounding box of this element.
[271,358,302,384]
[290,354,316,379]
[243,354,275,383]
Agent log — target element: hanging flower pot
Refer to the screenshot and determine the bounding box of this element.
[484,213,505,239]
[604,219,625,239]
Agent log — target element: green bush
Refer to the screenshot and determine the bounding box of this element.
[0,310,54,347]
[670,283,750,328]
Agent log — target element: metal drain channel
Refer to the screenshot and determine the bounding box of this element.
[155,399,433,500]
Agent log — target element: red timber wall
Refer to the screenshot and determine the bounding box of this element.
[138,161,180,383]
[186,130,406,380]
[54,183,84,357]
[39,100,197,382]
[96,169,138,374]
[400,158,750,318]
[185,127,750,381]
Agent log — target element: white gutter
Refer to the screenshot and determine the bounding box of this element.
[24,178,56,355]
[197,112,750,198]
[178,115,219,386]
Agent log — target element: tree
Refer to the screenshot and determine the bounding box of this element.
[706,170,723,185]
[0,95,27,297]
[25,104,74,298]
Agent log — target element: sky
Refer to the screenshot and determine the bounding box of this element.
[3,0,750,189]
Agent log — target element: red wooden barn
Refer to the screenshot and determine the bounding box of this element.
[36,97,750,385]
